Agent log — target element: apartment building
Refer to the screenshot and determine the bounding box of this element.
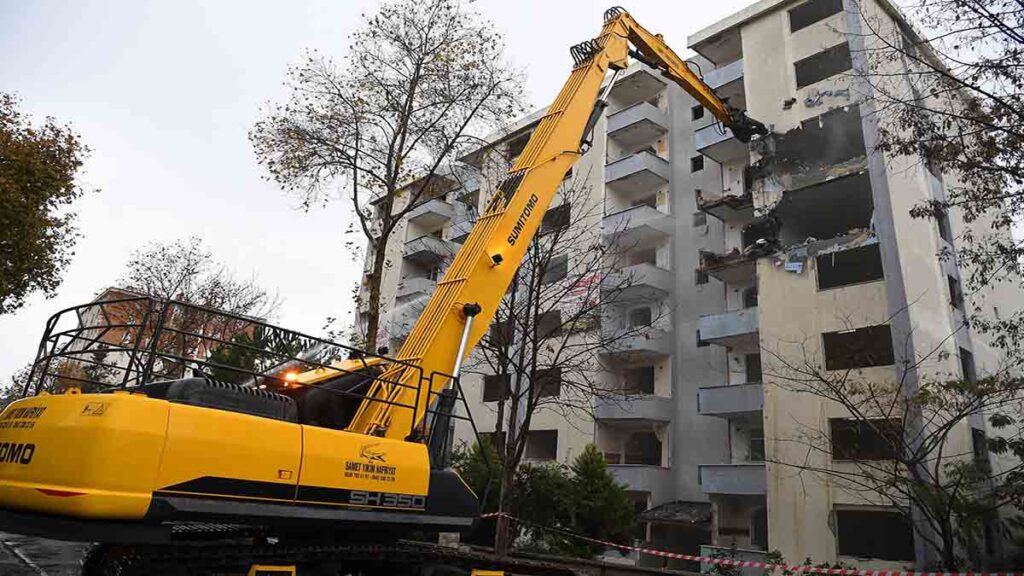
[356,0,1021,569]
[688,0,1021,569]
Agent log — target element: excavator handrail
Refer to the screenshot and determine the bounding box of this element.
[22,295,485,439]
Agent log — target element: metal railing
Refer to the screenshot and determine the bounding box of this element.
[22,295,479,443]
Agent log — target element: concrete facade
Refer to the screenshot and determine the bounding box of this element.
[355,0,1021,568]
[688,0,1022,569]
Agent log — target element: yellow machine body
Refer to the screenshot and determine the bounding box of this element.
[0,389,472,537]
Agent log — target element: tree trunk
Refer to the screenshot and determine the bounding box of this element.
[494,364,524,556]
[363,241,388,351]
[940,521,959,571]
[494,461,515,555]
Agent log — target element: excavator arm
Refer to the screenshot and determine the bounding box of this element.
[348,6,767,439]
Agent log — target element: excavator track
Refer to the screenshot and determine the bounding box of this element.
[81,539,581,576]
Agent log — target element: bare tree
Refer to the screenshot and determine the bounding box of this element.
[461,173,671,553]
[761,321,1024,570]
[250,0,525,349]
[115,236,279,378]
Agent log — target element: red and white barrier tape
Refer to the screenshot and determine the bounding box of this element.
[476,512,1020,576]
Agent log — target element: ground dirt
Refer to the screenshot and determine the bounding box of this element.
[0,532,89,575]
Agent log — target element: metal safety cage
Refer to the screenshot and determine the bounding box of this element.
[21,296,438,438]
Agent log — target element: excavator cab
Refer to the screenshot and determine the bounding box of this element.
[0,295,481,544]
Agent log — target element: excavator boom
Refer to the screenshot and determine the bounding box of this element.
[349,7,767,439]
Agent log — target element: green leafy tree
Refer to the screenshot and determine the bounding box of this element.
[564,444,635,556]
[206,328,308,384]
[0,92,92,315]
[511,462,574,552]
[453,441,634,558]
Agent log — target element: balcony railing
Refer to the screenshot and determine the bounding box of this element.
[594,394,673,423]
[609,464,673,505]
[607,101,669,148]
[695,123,749,165]
[602,262,673,303]
[407,198,454,228]
[608,67,666,109]
[403,235,457,266]
[605,151,671,199]
[603,205,673,249]
[698,382,764,418]
[702,58,745,109]
[449,218,473,244]
[395,277,436,301]
[600,327,672,359]
[699,463,766,495]
[704,59,744,90]
[698,307,759,350]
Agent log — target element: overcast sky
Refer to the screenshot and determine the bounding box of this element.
[0,0,755,378]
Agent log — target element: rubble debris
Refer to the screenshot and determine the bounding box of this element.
[773,228,878,279]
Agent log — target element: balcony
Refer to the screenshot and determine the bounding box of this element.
[603,205,673,248]
[605,151,671,200]
[608,67,666,108]
[697,189,753,222]
[594,394,673,423]
[449,218,473,244]
[698,383,763,419]
[695,123,748,165]
[609,464,673,504]
[449,200,477,242]
[698,307,759,350]
[395,277,436,302]
[698,249,756,284]
[699,463,766,495]
[602,263,673,302]
[407,198,454,228]
[384,299,426,341]
[403,235,457,267]
[702,59,745,109]
[607,102,669,148]
[600,328,672,360]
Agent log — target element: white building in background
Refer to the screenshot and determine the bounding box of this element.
[357,0,1023,569]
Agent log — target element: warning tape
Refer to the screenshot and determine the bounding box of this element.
[475,512,1021,576]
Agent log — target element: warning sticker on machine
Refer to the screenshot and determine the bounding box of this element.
[0,407,46,430]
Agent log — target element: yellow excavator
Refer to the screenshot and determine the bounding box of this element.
[0,7,765,574]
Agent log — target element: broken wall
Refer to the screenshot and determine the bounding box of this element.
[754,105,867,194]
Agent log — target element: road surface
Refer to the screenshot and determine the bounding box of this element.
[0,533,89,575]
